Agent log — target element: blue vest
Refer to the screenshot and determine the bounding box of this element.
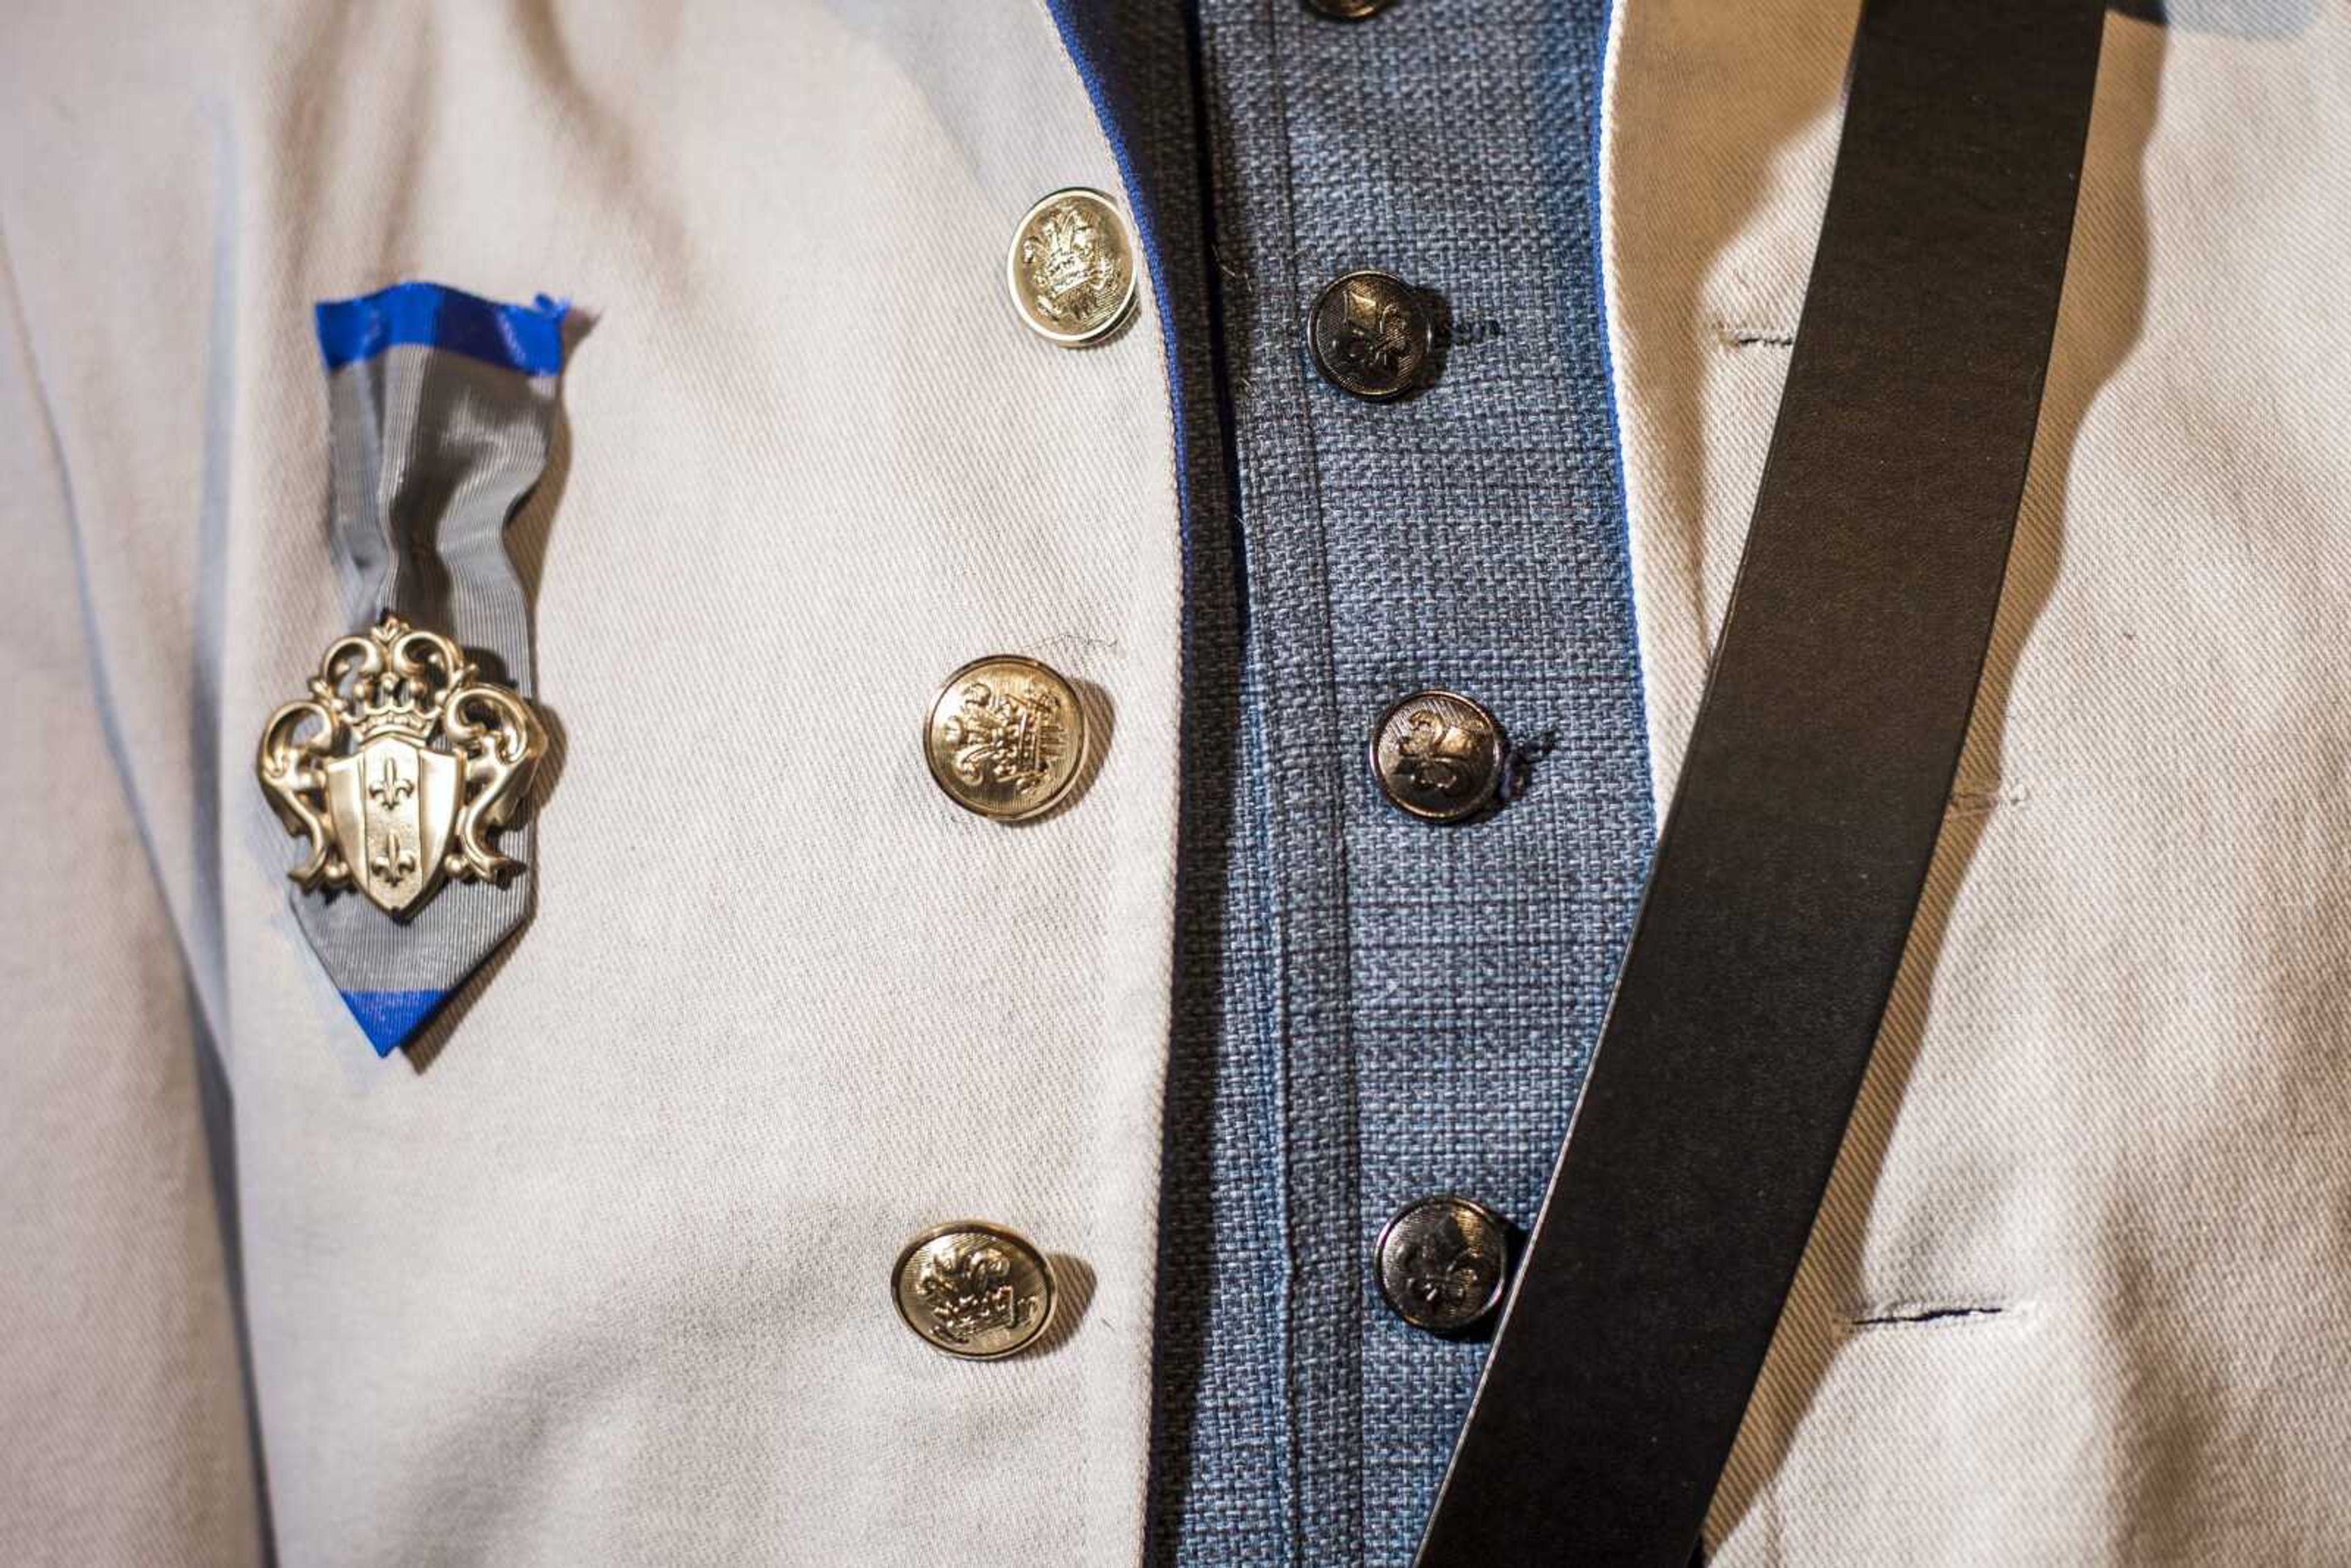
[1049,2,1654,1561]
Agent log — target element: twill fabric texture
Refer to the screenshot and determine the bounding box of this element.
[0,4,1187,1562]
[1603,1,2351,1561]
[1157,3,1654,1565]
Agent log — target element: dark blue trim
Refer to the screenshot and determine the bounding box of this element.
[339,988,449,1057]
[315,282,568,375]
[1041,3,1191,560]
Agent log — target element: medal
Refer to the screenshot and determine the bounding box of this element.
[258,614,544,918]
[264,282,568,1056]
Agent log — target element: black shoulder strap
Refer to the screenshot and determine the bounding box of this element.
[1412,2,2107,1562]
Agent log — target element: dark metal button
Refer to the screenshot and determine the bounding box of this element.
[1370,689,1505,822]
[1377,1195,1510,1335]
[1305,0,1391,18]
[892,1221,1058,1360]
[1308,270,1434,400]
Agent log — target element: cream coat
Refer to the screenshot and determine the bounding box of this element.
[3,1,2345,1562]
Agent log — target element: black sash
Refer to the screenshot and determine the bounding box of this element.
[1412,1,2108,1561]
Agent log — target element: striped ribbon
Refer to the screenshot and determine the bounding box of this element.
[292,281,566,1056]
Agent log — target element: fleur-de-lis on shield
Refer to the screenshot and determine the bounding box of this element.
[369,838,419,887]
[367,752,414,809]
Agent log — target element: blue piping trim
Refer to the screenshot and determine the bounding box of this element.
[1040,4,1192,563]
[1035,7,1259,1553]
[315,282,568,375]
[338,988,449,1057]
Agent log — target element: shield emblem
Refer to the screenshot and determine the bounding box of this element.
[324,735,459,917]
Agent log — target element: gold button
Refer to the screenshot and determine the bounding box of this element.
[925,655,1087,821]
[1007,187,1139,347]
[1370,689,1507,823]
[892,1221,1058,1360]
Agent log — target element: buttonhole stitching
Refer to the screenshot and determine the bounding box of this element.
[1849,1302,2011,1330]
[1947,782,2029,817]
[1500,729,1562,803]
[1715,324,1798,350]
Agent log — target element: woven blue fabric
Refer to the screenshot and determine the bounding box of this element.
[1049,3,1654,1562]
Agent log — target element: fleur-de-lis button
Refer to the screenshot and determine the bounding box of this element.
[924,655,1088,822]
[1376,1194,1511,1335]
[1308,269,1436,400]
[892,1222,1059,1360]
[1007,188,1139,347]
[1370,689,1505,823]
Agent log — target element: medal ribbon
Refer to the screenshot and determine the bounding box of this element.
[297,282,567,1056]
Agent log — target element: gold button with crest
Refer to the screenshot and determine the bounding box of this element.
[925,655,1087,822]
[1007,187,1139,347]
[892,1221,1058,1360]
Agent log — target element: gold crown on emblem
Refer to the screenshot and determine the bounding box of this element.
[338,628,463,745]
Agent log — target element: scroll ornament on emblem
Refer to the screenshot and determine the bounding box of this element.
[257,614,546,919]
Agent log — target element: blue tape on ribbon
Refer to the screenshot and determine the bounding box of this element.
[339,989,451,1057]
[315,282,568,375]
